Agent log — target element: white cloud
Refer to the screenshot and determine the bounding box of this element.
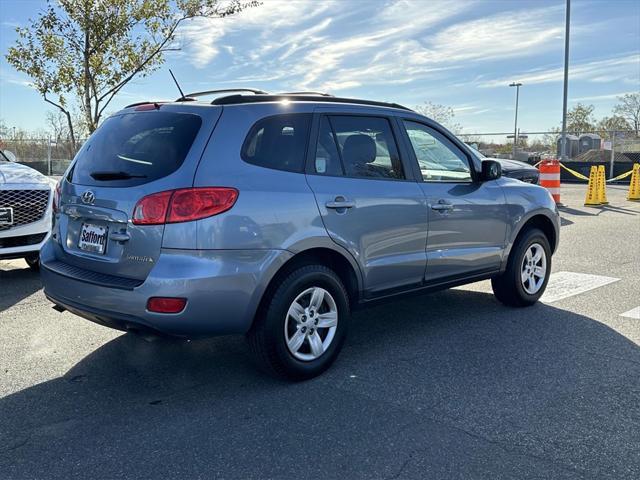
[423,5,565,63]
[176,0,337,68]
[570,91,638,102]
[177,17,227,68]
[0,67,31,88]
[479,54,640,88]
[170,0,637,106]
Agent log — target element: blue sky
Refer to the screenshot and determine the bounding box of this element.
[0,0,638,136]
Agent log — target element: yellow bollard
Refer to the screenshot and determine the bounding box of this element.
[597,165,608,205]
[584,166,600,206]
[628,163,640,201]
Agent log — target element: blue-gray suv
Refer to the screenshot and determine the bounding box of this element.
[41,91,559,380]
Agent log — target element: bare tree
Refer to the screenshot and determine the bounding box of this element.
[46,111,70,143]
[414,101,463,134]
[613,93,640,136]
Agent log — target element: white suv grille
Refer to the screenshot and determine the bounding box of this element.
[0,189,50,231]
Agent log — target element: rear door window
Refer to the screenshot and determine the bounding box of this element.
[241,114,311,172]
[71,111,202,187]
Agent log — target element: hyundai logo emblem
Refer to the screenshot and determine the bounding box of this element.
[81,191,95,205]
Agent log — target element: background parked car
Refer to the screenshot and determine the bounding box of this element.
[467,145,540,184]
[0,149,55,269]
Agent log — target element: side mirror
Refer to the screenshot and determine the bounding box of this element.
[481,159,501,181]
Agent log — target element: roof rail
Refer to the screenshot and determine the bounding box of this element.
[211,94,412,111]
[176,88,268,102]
[275,91,333,97]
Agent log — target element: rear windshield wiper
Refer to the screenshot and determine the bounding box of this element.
[90,171,147,181]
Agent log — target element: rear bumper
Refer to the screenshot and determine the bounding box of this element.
[40,241,292,337]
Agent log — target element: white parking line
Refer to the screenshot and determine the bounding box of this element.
[454,271,620,303]
[620,307,640,319]
[540,271,620,303]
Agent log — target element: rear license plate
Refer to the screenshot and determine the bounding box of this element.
[0,207,13,226]
[79,223,108,254]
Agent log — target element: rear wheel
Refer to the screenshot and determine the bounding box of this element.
[247,264,349,380]
[492,228,551,307]
[24,254,40,271]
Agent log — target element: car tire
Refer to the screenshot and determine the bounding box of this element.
[492,228,551,307]
[24,253,40,271]
[247,264,349,381]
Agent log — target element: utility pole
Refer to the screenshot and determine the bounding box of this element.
[610,130,616,177]
[47,136,52,176]
[560,0,571,161]
[509,82,522,159]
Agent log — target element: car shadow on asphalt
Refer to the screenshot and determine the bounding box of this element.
[1,289,639,479]
[0,263,42,313]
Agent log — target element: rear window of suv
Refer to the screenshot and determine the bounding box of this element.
[71,111,202,187]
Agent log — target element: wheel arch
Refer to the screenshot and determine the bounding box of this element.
[249,246,362,331]
[518,214,558,252]
[502,212,558,272]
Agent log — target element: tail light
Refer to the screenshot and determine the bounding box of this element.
[147,297,187,314]
[132,191,173,225]
[132,187,238,225]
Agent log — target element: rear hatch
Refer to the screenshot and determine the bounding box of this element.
[54,104,221,281]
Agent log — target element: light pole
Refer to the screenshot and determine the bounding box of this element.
[560,0,571,161]
[509,82,522,159]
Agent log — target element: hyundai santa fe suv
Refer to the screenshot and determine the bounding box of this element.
[41,91,559,380]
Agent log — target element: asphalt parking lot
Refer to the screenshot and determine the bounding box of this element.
[1,184,639,479]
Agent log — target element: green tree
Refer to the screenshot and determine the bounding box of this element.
[414,102,463,134]
[613,93,640,136]
[566,103,596,135]
[6,0,257,149]
[596,115,632,141]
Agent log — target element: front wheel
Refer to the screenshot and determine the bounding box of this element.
[492,228,551,307]
[247,264,349,380]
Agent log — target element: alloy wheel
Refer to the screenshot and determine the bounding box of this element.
[284,286,338,361]
[521,243,547,295]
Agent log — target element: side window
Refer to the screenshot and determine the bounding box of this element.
[241,114,311,172]
[403,121,472,182]
[314,115,405,180]
[314,116,344,176]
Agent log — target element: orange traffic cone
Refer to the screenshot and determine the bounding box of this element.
[597,165,608,205]
[628,163,640,201]
[584,166,600,206]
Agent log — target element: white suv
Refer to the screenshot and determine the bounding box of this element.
[0,151,55,269]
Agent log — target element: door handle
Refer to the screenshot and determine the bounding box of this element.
[326,197,355,209]
[110,232,131,243]
[431,201,454,212]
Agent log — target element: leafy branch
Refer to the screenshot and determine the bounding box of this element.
[6,0,259,149]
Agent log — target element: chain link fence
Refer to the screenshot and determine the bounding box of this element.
[0,138,81,176]
[457,130,639,183]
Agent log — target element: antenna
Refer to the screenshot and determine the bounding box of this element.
[169,69,186,100]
